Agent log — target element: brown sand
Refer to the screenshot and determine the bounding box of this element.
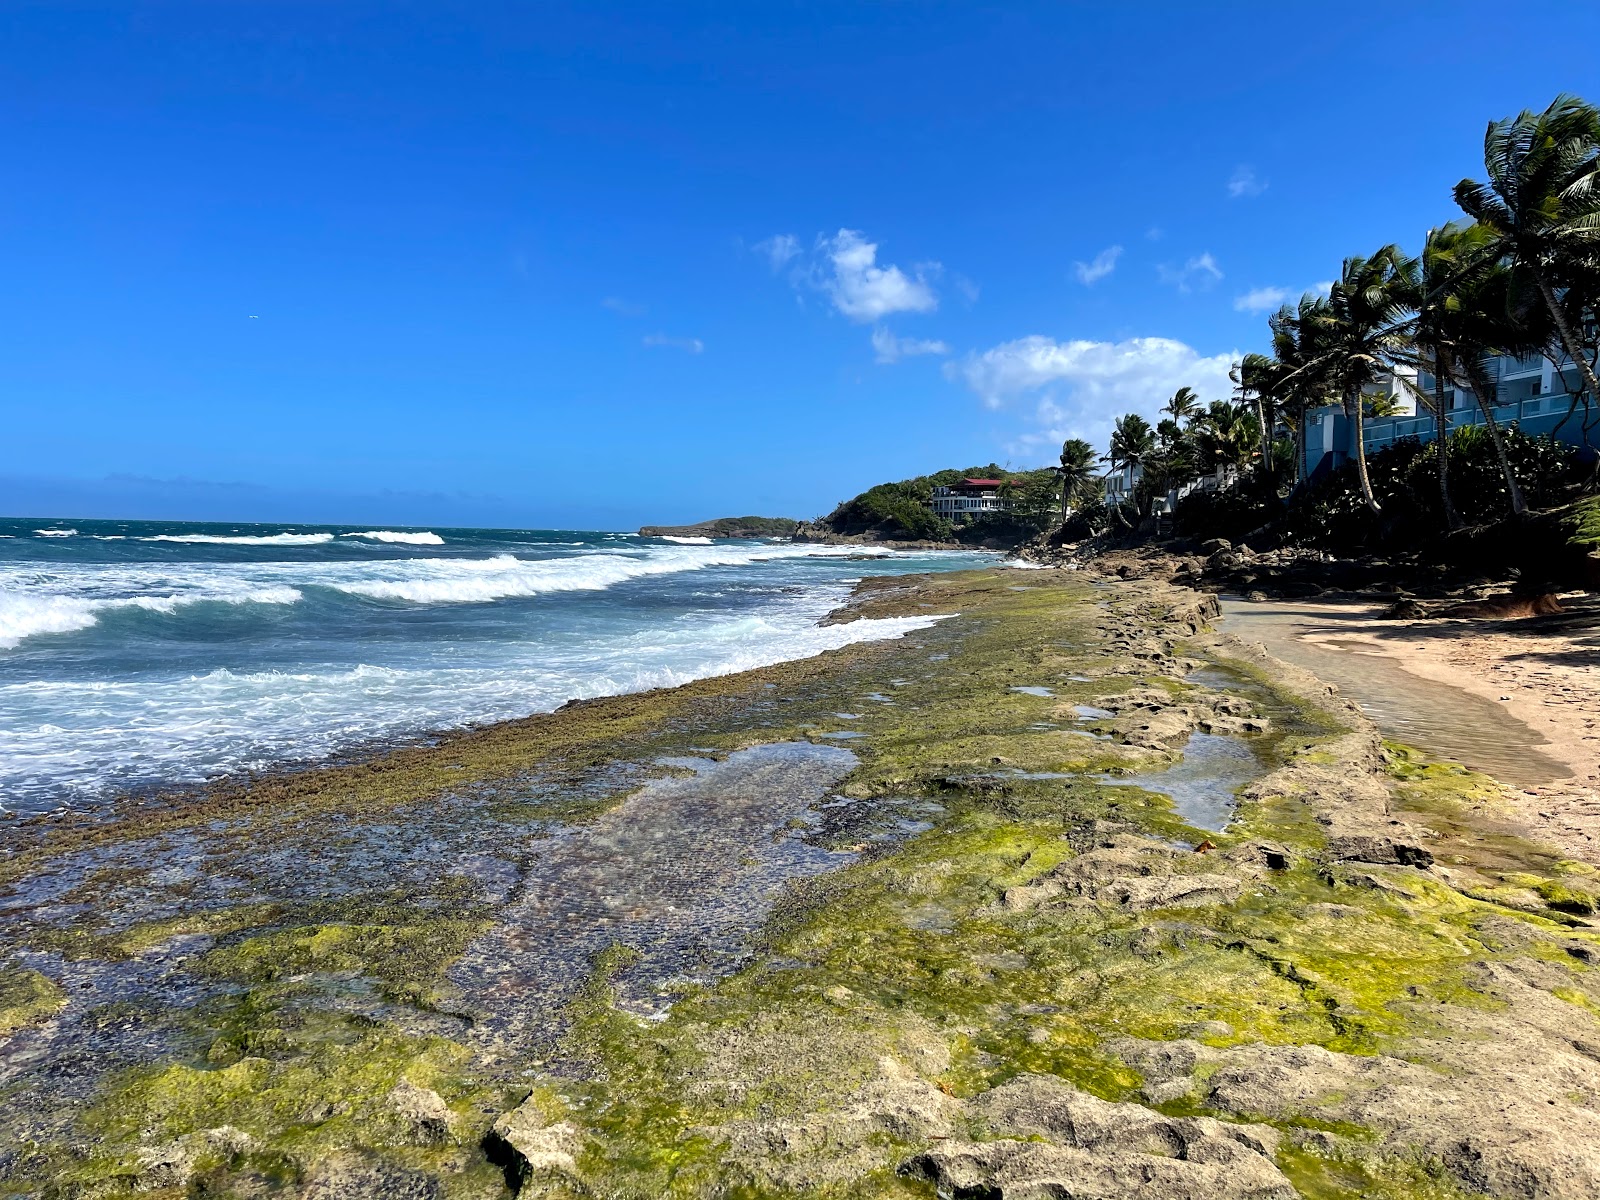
[1231,593,1600,864]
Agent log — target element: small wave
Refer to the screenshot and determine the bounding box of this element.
[341,530,445,545]
[660,535,714,544]
[0,586,303,649]
[140,532,336,546]
[34,529,77,538]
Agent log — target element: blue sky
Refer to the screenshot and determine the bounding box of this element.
[4,2,1598,529]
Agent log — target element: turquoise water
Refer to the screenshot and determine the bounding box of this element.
[0,518,990,813]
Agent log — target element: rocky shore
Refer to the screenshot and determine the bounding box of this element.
[3,568,1599,1198]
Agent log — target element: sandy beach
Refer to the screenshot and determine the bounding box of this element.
[1223,593,1600,864]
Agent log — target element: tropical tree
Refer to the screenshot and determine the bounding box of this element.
[1163,386,1202,427]
[1234,352,1279,482]
[1107,413,1155,474]
[1454,94,1600,411]
[1057,438,1099,521]
[1409,220,1553,522]
[1190,400,1260,477]
[1310,246,1420,515]
[1268,294,1337,489]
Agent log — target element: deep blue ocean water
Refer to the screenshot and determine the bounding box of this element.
[0,518,991,813]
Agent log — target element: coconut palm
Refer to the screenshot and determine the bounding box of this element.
[1234,352,1279,482]
[1410,221,1551,522]
[1267,294,1337,489]
[1163,387,1201,427]
[1107,413,1155,474]
[1191,400,1260,477]
[1309,246,1420,515]
[1454,94,1600,410]
[1057,438,1098,522]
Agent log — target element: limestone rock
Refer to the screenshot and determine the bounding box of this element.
[901,1075,1294,1199]
[298,1151,441,1199]
[387,1078,455,1145]
[487,1102,582,1192]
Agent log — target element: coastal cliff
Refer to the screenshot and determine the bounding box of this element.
[3,569,1598,1198]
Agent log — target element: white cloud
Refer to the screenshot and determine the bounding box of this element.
[816,229,938,322]
[947,334,1237,454]
[1227,165,1267,198]
[1233,286,1291,314]
[642,333,704,353]
[753,234,801,272]
[1158,252,1223,292]
[755,228,944,323]
[1233,281,1335,314]
[602,296,645,317]
[872,327,951,364]
[1073,245,1123,286]
[1145,226,1164,241]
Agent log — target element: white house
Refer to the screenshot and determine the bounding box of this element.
[930,477,1005,521]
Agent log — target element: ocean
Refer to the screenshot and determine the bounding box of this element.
[0,518,988,814]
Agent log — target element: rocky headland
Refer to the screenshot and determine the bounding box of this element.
[636,517,801,539]
[3,567,1598,1198]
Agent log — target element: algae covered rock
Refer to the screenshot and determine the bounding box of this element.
[902,1074,1295,1199]
[299,1150,441,1199]
[0,966,66,1037]
[487,1100,582,1192]
[386,1077,456,1145]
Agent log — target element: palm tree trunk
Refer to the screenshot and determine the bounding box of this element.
[1432,361,1459,530]
[1462,361,1527,516]
[1346,391,1382,515]
[1250,393,1267,480]
[1296,406,1308,488]
[1534,269,1600,405]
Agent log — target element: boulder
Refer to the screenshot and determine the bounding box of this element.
[387,1078,455,1145]
[901,1075,1295,1199]
[487,1102,582,1192]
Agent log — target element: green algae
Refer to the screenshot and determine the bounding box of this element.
[10,569,1598,1199]
[0,966,65,1037]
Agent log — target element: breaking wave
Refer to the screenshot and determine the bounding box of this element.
[0,587,303,649]
[341,530,446,545]
[140,532,336,546]
[330,544,893,605]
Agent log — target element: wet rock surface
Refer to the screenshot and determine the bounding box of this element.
[4,569,1600,1199]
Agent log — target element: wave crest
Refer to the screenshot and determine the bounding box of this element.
[341,531,445,545]
[141,532,336,546]
[0,587,303,649]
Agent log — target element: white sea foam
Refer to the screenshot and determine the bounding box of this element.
[341,530,445,545]
[0,586,303,649]
[660,535,714,544]
[329,543,895,605]
[0,585,950,807]
[35,528,77,537]
[141,532,336,545]
[1004,559,1048,569]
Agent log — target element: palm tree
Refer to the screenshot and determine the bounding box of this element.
[1454,94,1600,410]
[1163,387,1201,426]
[1235,352,1278,483]
[1310,246,1420,515]
[1410,221,1552,522]
[1057,438,1098,522]
[1107,413,1155,475]
[1268,295,1336,490]
[1106,413,1156,516]
[1191,400,1260,478]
